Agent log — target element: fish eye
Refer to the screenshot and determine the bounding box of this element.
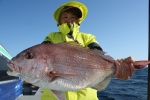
[25,51,34,59]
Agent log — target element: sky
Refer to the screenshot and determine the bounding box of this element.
[0,0,148,61]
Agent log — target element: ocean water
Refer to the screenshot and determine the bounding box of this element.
[97,67,148,100]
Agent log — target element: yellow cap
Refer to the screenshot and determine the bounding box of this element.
[54,1,88,24]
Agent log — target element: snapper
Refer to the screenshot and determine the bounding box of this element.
[7,42,150,100]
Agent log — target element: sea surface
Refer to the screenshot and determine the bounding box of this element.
[97,67,148,100]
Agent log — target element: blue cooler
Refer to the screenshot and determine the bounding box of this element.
[0,44,23,100]
[0,78,23,100]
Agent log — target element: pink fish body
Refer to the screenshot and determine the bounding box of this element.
[7,42,150,92]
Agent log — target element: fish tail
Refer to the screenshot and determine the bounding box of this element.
[134,60,150,69]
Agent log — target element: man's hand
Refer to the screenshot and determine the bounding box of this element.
[113,56,135,80]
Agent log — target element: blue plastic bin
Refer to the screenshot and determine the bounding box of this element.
[0,77,23,100]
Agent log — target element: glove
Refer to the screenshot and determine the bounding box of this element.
[41,88,57,100]
[113,56,135,80]
[58,23,80,35]
[58,23,70,35]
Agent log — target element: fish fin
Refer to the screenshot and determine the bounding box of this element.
[94,52,115,63]
[86,49,115,63]
[47,71,82,77]
[58,41,91,52]
[47,71,82,82]
[57,41,101,53]
[58,42,115,63]
[51,90,67,100]
[55,73,82,76]
[92,76,111,91]
[134,60,150,69]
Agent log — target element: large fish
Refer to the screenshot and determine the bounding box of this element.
[7,42,150,100]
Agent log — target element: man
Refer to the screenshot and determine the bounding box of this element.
[41,1,135,100]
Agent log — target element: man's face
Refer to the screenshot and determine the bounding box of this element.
[59,9,79,27]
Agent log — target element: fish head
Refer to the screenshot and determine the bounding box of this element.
[7,44,52,83]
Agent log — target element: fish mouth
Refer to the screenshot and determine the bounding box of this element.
[7,61,21,77]
[7,61,15,70]
[7,61,20,72]
[7,70,21,77]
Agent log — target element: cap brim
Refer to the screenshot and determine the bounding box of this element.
[62,7,82,18]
